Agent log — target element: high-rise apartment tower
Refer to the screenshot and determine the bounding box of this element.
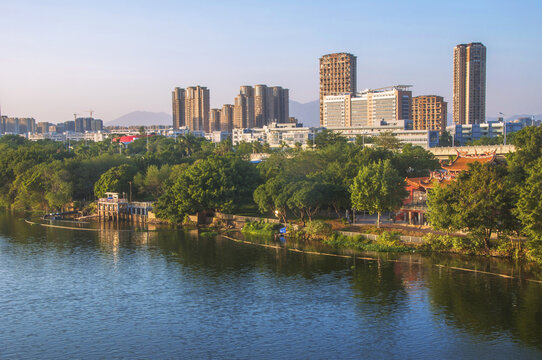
[209,109,221,132]
[185,86,210,132]
[319,53,357,126]
[172,87,185,129]
[453,42,486,125]
[221,104,234,132]
[233,85,289,129]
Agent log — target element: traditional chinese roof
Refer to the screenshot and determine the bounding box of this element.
[440,149,496,173]
[405,170,456,190]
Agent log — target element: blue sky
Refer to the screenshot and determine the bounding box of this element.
[0,0,541,123]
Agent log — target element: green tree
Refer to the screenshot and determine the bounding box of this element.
[508,126,542,181]
[155,156,260,223]
[350,160,407,227]
[253,177,291,223]
[94,164,138,199]
[516,158,542,241]
[373,131,402,151]
[426,182,456,233]
[427,162,519,251]
[314,129,347,149]
[286,181,330,225]
[133,164,172,200]
[392,143,440,177]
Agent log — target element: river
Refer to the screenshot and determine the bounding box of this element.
[1,212,542,359]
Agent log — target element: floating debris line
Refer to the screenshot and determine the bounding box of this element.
[221,234,542,284]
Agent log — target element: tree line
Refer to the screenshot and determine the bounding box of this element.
[2,127,542,259]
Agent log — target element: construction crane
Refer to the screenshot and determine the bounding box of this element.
[87,110,95,118]
[73,113,78,120]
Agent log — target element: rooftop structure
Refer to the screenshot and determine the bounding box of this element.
[399,150,497,224]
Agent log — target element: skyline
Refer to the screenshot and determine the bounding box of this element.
[1,0,541,124]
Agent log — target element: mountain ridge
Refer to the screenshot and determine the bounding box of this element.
[106,111,172,126]
[105,108,540,128]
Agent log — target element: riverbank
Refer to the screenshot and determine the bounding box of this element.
[232,218,541,265]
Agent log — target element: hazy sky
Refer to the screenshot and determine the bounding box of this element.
[1,0,541,123]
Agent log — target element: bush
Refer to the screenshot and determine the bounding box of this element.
[376,231,400,247]
[305,220,333,239]
[526,239,542,264]
[451,235,484,254]
[323,232,412,253]
[323,233,367,250]
[422,234,455,251]
[242,220,282,236]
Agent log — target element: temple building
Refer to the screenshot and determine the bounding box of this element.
[398,149,497,225]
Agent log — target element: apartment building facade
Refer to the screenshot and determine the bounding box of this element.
[411,95,447,132]
[319,52,357,126]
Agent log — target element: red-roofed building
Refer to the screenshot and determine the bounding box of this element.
[397,149,496,224]
[112,135,142,144]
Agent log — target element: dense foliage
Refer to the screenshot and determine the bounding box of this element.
[4,126,542,262]
[427,126,542,259]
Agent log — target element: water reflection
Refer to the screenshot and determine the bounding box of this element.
[1,211,542,357]
[427,264,542,349]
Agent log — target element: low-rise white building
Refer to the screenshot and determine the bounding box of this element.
[205,131,231,143]
[232,121,439,148]
[27,131,109,142]
[328,120,439,148]
[232,123,317,148]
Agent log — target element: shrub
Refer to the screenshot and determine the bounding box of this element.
[323,233,367,249]
[451,235,484,254]
[376,231,400,247]
[242,220,282,236]
[323,232,412,253]
[422,234,455,251]
[526,239,542,264]
[305,220,333,239]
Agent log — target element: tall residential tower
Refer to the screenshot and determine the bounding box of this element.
[319,53,357,126]
[172,87,185,129]
[453,42,486,125]
[185,86,210,132]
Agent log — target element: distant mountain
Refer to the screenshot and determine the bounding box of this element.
[290,100,319,127]
[106,111,172,126]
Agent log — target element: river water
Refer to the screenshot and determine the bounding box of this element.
[1,212,542,359]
